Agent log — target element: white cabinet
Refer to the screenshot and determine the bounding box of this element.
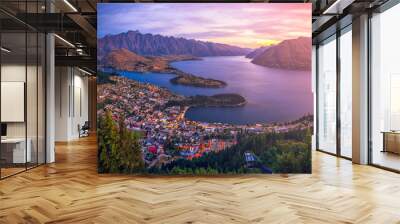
[1,138,32,163]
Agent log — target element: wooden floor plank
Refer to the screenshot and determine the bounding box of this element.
[0,135,399,224]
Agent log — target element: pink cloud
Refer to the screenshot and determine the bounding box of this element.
[98,3,312,48]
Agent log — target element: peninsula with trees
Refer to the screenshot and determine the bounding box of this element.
[99,48,227,88]
[167,93,246,108]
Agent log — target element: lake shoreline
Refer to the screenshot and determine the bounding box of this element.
[111,56,313,124]
[100,54,229,88]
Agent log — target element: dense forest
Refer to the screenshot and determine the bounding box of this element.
[98,110,144,173]
[149,129,312,174]
[98,110,312,175]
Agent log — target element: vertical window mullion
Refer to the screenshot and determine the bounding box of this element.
[336,28,341,157]
[367,11,373,165]
[0,22,2,179]
[36,0,39,167]
[25,0,28,171]
[316,45,320,151]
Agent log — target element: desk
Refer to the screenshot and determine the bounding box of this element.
[382,131,400,154]
[1,138,31,163]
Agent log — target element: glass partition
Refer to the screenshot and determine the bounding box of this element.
[1,30,28,177]
[371,3,400,171]
[0,1,46,179]
[339,27,352,158]
[317,35,337,154]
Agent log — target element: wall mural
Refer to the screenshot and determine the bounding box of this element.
[97,3,313,174]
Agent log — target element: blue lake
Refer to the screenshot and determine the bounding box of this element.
[118,56,313,125]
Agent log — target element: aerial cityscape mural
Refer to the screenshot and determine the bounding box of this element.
[97,3,313,174]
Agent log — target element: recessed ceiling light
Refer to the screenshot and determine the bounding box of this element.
[1,47,11,53]
[78,67,93,76]
[63,0,78,12]
[322,0,355,15]
[54,34,75,48]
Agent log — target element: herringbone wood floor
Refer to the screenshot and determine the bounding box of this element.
[1,135,400,224]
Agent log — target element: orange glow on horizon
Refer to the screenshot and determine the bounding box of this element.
[257,39,281,47]
[202,37,282,49]
[99,3,312,49]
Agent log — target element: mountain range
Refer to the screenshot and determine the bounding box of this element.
[245,46,271,59]
[98,31,311,71]
[98,30,251,59]
[251,37,311,70]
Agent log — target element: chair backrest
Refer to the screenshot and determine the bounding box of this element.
[83,121,90,129]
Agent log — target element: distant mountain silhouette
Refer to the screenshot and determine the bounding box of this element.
[98,30,251,59]
[245,46,271,59]
[251,37,311,70]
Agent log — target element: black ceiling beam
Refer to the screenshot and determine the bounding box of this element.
[13,13,82,32]
[0,8,38,32]
[55,55,96,71]
[66,13,97,47]
[86,0,97,11]
[312,0,389,41]
[55,47,96,57]
[7,12,97,48]
[0,18,27,31]
[102,0,310,1]
[312,15,337,36]
[312,14,352,44]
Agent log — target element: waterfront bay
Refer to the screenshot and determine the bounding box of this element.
[120,56,313,125]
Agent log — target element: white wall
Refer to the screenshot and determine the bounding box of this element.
[54,67,89,141]
[55,66,70,141]
[72,73,89,138]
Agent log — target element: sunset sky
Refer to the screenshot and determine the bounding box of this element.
[98,3,311,49]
